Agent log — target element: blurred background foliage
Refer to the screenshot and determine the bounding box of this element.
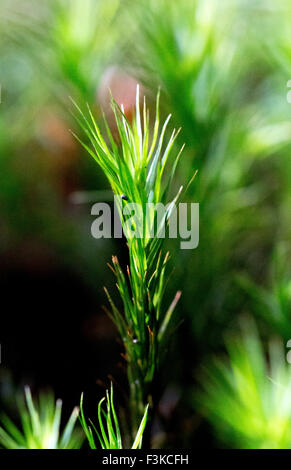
[1,0,291,448]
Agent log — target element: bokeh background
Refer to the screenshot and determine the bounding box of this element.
[1,0,291,448]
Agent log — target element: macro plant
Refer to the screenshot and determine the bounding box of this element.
[80,383,148,449]
[72,86,192,437]
[0,386,82,449]
[3,0,291,452]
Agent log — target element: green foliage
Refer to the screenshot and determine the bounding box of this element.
[2,0,291,450]
[80,383,148,449]
[3,0,122,103]
[73,86,187,429]
[237,245,291,341]
[0,387,82,449]
[126,0,274,344]
[129,0,237,159]
[197,318,291,449]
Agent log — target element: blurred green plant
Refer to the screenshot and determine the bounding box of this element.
[129,0,241,166]
[237,244,291,341]
[80,383,148,449]
[196,318,291,449]
[3,0,121,104]
[0,386,82,449]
